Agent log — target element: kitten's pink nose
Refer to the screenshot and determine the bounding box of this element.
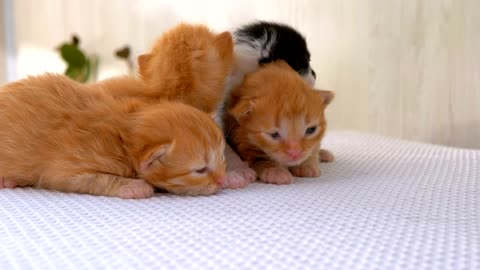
[285,140,302,160]
[287,150,302,160]
[215,176,226,186]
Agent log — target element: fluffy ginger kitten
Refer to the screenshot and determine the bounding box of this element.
[100,23,233,114]
[100,23,256,189]
[225,61,333,184]
[0,74,226,198]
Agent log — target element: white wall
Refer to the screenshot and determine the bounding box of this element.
[1,0,16,84]
[10,0,480,148]
[0,0,6,83]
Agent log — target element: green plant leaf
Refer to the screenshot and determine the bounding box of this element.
[82,58,91,83]
[65,65,82,80]
[59,44,86,67]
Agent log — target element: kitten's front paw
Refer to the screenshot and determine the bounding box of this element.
[0,177,17,188]
[259,167,293,185]
[224,167,256,189]
[319,149,335,163]
[290,163,321,178]
[118,179,154,199]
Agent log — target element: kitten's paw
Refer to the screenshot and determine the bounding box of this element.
[259,167,293,185]
[319,149,335,163]
[118,179,154,199]
[290,163,321,178]
[0,177,17,189]
[224,167,257,189]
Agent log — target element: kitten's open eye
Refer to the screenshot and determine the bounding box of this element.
[194,167,208,174]
[269,132,281,140]
[305,126,317,136]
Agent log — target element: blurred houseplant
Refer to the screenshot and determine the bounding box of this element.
[56,34,98,83]
[57,34,133,83]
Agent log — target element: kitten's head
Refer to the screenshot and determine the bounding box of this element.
[137,23,234,113]
[131,102,226,196]
[229,61,333,167]
[234,21,316,87]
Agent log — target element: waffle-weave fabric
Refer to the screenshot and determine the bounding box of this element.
[1,131,479,269]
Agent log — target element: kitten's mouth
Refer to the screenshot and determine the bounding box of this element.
[285,159,306,167]
[275,154,308,167]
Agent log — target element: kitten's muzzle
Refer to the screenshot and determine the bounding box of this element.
[285,140,302,160]
[215,176,226,186]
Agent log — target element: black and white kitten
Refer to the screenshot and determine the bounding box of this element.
[220,21,334,175]
[228,21,316,89]
[220,21,318,125]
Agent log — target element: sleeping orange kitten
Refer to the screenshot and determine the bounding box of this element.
[0,74,226,198]
[99,23,256,189]
[225,60,334,184]
[100,23,232,113]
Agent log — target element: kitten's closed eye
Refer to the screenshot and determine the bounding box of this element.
[269,131,281,140]
[194,167,208,174]
[305,126,317,136]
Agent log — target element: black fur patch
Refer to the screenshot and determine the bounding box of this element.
[235,21,313,77]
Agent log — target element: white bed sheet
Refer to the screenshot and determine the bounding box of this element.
[1,131,479,270]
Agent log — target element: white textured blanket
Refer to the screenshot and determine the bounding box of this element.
[1,131,479,270]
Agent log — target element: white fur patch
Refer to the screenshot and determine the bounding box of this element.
[302,70,316,87]
[233,42,261,76]
[231,27,278,84]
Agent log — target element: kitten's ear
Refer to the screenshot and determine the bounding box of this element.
[229,98,255,121]
[314,89,335,106]
[137,53,152,77]
[140,143,173,173]
[214,31,234,60]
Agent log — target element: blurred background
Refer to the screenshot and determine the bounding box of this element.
[1,0,479,148]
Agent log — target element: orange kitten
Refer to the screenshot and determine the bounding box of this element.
[0,74,226,198]
[225,61,334,184]
[102,23,256,189]
[101,23,233,115]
